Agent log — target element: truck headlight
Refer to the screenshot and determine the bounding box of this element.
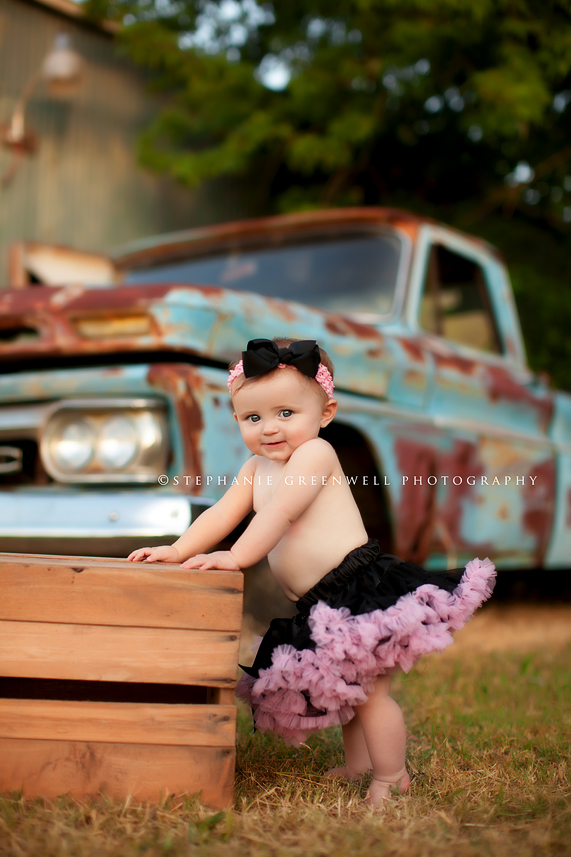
[51,418,96,472]
[98,415,139,470]
[41,399,168,483]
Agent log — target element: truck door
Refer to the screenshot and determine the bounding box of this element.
[406,225,555,568]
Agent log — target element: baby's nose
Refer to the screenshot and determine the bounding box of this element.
[262,419,279,434]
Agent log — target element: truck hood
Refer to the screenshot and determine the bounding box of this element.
[0,282,393,399]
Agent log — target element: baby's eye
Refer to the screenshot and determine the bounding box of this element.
[247,414,261,423]
[280,409,293,418]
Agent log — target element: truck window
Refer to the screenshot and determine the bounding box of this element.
[122,231,402,318]
[419,244,502,353]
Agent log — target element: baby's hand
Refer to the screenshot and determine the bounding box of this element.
[180,551,241,570]
[127,545,181,564]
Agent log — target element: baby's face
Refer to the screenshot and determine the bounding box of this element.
[232,369,336,462]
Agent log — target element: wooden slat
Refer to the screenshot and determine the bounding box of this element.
[0,699,236,747]
[0,621,239,686]
[0,739,235,808]
[215,688,237,706]
[0,555,243,631]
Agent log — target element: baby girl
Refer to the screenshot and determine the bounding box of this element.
[128,337,496,806]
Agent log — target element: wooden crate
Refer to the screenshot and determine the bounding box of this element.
[0,553,243,808]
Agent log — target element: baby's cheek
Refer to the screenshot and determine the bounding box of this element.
[240,428,258,452]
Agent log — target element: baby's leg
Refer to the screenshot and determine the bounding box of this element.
[324,716,372,781]
[356,673,409,805]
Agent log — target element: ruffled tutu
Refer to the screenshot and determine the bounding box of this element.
[237,539,496,746]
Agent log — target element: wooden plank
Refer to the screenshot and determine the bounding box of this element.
[0,555,243,631]
[0,739,235,808]
[214,688,237,706]
[0,621,239,686]
[0,699,236,747]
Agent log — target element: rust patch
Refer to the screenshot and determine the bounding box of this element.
[497,503,510,521]
[437,442,488,553]
[392,219,419,241]
[49,284,86,307]
[263,297,298,322]
[502,333,518,360]
[58,283,175,313]
[184,283,225,298]
[484,365,553,431]
[397,338,425,363]
[366,346,385,359]
[3,282,219,317]
[403,370,426,389]
[324,315,382,339]
[393,435,491,564]
[1,288,51,314]
[393,441,438,564]
[432,351,478,376]
[147,364,204,493]
[522,459,555,566]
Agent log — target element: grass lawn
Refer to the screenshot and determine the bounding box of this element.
[1,605,570,857]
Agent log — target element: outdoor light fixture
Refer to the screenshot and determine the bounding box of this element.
[41,33,84,95]
[1,33,84,186]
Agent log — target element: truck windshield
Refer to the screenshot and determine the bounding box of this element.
[123,231,402,317]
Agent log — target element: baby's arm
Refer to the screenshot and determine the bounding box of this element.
[187,438,335,570]
[127,458,255,564]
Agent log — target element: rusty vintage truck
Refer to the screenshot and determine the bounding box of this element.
[0,207,569,571]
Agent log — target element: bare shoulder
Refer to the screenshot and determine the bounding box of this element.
[289,437,338,468]
[238,456,258,478]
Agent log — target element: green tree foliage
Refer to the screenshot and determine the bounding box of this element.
[87,0,571,386]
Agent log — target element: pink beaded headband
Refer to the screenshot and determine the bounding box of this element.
[228,359,335,398]
[227,339,335,399]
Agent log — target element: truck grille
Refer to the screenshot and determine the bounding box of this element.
[0,404,52,486]
[0,439,47,485]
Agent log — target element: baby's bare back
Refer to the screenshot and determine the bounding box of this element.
[252,444,368,601]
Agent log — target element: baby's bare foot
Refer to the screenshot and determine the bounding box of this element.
[364,768,410,807]
[323,766,366,782]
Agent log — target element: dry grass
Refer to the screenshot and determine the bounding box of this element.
[1,605,570,857]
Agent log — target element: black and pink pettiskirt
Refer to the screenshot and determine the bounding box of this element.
[237,540,496,746]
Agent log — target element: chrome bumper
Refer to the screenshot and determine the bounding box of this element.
[0,489,210,555]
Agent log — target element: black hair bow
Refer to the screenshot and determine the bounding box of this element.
[242,339,320,379]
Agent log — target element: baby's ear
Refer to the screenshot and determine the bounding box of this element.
[320,398,337,427]
[233,412,238,423]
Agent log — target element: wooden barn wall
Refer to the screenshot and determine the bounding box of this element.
[0,0,232,286]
